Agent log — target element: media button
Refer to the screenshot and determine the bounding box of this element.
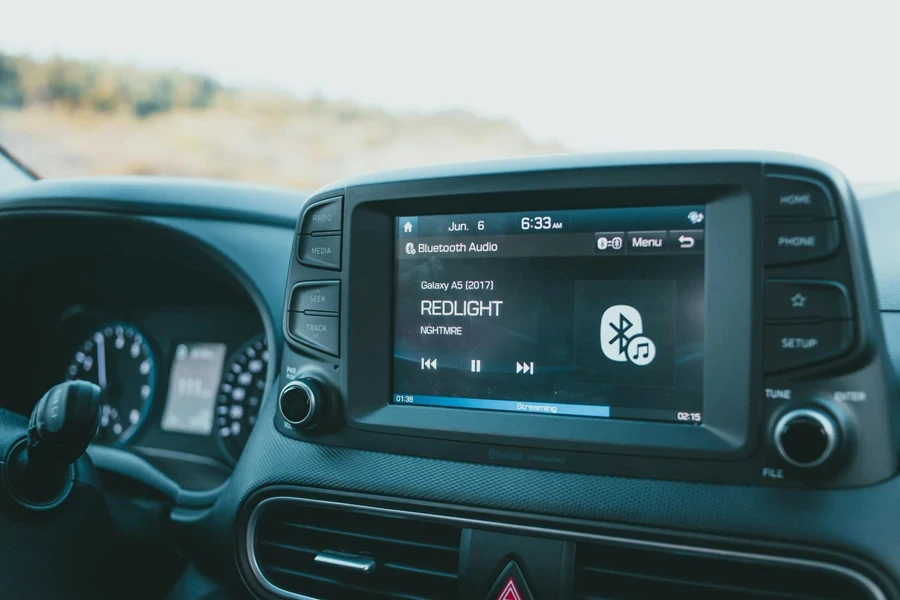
[668,230,704,253]
[298,234,342,270]
[594,231,625,254]
[626,230,668,254]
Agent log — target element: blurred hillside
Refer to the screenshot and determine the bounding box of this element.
[0,52,565,189]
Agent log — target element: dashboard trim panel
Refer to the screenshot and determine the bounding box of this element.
[242,494,889,600]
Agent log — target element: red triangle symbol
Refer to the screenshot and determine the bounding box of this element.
[497,577,523,600]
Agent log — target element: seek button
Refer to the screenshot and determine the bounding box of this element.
[290,281,340,314]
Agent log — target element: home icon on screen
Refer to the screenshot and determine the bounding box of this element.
[403,221,413,233]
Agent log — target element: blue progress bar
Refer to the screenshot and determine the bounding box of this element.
[393,394,610,417]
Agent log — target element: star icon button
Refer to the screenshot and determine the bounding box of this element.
[791,293,807,308]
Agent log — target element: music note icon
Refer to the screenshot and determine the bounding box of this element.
[632,342,649,360]
[626,336,656,366]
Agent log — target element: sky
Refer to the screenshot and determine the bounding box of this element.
[1,0,899,181]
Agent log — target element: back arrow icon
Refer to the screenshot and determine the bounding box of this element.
[678,235,695,249]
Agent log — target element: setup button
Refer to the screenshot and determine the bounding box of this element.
[764,321,852,373]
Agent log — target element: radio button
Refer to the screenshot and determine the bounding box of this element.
[288,313,340,356]
[765,175,835,219]
[764,221,840,266]
[765,280,851,321]
[300,196,342,234]
[290,281,340,314]
[764,321,852,373]
[298,234,342,270]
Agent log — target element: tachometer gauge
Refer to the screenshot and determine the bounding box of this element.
[216,336,268,463]
[66,322,156,444]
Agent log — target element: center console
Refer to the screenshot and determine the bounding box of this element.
[275,153,897,488]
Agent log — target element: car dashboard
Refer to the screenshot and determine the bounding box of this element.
[2,154,900,600]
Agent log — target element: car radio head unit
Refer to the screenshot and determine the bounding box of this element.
[275,153,897,489]
[392,206,705,425]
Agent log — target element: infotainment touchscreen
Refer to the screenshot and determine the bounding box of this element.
[392,205,705,424]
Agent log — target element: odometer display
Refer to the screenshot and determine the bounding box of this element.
[66,322,156,444]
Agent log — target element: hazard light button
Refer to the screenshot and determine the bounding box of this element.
[485,561,535,600]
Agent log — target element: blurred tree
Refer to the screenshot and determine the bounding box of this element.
[0,52,222,115]
[133,74,173,118]
[89,64,126,112]
[45,56,85,108]
[0,53,24,108]
[189,75,218,109]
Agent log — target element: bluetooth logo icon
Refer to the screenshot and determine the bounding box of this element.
[608,312,635,354]
[600,304,657,366]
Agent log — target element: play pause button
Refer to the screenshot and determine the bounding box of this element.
[470,359,482,372]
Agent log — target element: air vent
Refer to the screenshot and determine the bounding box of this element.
[250,500,461,600]
[574,541,876,600]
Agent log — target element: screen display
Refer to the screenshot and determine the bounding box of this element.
[392,205,706,424]
[161,342,227,435]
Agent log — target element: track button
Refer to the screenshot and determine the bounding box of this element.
[288,313,339,356]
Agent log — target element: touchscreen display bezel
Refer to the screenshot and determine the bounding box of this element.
[342,172,760,460]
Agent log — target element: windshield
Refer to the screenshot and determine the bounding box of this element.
[1,1,897,188]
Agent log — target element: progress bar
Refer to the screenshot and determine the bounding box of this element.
[392,394,611,417]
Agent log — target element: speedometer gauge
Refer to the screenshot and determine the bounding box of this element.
[66,322,156,444]
[216,336,268,463]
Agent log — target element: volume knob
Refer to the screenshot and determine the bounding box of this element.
[279,379,325,427]
[773,408,840,469]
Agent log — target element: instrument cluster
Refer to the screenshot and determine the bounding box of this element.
[53,306,268,465]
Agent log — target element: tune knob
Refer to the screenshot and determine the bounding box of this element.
[279,379,325,427]
[773,408,840,469]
